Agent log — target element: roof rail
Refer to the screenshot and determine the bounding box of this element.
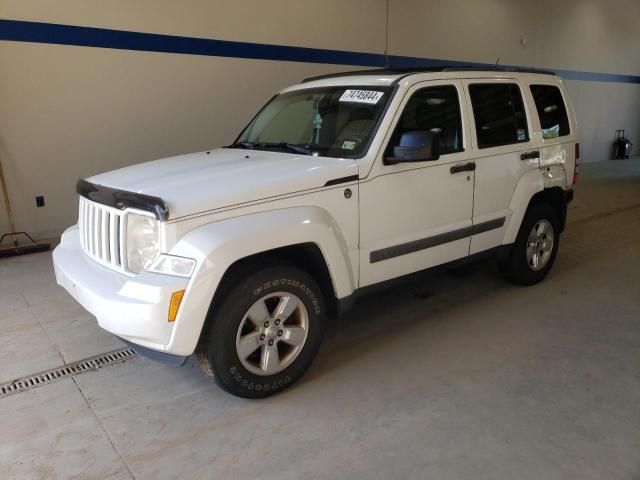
[302,65,557,83]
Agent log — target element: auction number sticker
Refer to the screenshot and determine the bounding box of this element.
[339,89,384,104]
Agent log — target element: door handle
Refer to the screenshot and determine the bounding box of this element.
[520,150,540,160]
[450,162,476,174]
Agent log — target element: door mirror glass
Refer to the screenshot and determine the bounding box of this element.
[385,130,440,164]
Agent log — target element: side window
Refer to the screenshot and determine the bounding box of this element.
[469,83,529,148]
[387,85,463,156]
[530,85,570,139]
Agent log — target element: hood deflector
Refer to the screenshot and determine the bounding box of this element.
[76,178,169,220]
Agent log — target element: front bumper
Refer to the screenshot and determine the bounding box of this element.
[53,226,189,354]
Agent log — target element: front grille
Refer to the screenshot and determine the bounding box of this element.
[78,196,125,270]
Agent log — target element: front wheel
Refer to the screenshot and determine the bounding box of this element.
[196,263,325,398]
[501,203,560,285]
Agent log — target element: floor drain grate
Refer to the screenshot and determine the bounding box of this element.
[0,347,138,399]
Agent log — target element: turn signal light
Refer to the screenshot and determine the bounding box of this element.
[168,290,185,322]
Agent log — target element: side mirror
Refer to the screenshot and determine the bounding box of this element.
[385,130,440,164]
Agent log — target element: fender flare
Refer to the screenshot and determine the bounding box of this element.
[164,206,356,355]
[502,169,544,245]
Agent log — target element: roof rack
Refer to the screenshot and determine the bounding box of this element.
[302,65,557,83]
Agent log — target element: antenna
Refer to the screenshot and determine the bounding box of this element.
[495,57,501,65]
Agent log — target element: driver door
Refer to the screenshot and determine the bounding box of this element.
[359,80,475,287]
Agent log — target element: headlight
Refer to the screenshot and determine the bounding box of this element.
[148,254,196,278]
[126,213,160,273]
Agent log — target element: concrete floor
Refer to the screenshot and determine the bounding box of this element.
[1,159,639,480]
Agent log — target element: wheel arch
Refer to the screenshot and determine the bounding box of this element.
[528,187,568,232]
[206,242,340,320]
[504,183,569,246]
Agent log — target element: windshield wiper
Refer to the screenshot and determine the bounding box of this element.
[256,142,313,155]
[228,141,256,149]
[228,141,313,155]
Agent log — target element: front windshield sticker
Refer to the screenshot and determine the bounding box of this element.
[339,89,384,104]
[341,140,357,150]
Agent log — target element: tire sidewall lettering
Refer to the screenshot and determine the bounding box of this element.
[228,364,293,392]
[252,278,321,314]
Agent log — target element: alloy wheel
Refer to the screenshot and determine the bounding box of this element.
[526,219,555,271]
[235,292,309,376]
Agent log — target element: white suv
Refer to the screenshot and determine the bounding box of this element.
[53,67,578,398]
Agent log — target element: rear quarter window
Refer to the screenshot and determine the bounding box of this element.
[529,85,570,139]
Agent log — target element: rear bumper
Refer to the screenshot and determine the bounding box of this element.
[53,226,189,354]
[558,188,574,232]
[565,189,574,204]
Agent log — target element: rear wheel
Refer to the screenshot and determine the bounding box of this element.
[501,203,560,285]
[196,263,325,398]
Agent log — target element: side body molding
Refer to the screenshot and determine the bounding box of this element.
[502,169,545,245]
[165,207,357,356]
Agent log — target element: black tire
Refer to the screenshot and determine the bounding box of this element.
[196,262,326,398]
[501,202,560,285]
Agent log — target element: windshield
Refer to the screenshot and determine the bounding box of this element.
[232,86,393,158]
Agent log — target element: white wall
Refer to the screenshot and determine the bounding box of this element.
[534,0,640,163]
[388,0,640,162]
[0,0,637,239]
[0,0,386,238]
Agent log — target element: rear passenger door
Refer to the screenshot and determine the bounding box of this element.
[462,79,540,254]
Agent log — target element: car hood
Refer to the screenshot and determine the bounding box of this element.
[87,148,359,219]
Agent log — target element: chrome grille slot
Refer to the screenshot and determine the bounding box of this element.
[78,197,125,271]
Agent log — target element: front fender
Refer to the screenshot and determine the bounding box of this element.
[164,206,356,355]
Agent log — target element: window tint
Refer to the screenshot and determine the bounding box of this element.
[530,85,570,139]
[388,85,463,155]
[469,83,529,148]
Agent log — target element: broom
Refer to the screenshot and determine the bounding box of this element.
[0,155,50,257]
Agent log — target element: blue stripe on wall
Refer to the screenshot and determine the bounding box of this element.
[389,53,640,84]
[2,19,639,84]
[0,19,385,67]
